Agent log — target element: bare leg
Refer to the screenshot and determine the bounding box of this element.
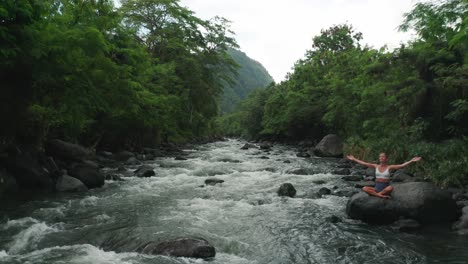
[362,186,389,199]
[378,186,393,198]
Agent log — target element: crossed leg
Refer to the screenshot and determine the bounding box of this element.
[362,186,393,199]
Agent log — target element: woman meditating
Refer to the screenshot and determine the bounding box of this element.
[346,153,421,199]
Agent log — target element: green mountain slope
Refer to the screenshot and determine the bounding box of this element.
[221,49,274,113]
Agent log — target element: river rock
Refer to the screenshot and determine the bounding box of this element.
[365,167,375,177]
[278,183,296,197]
[312,180,326,184]
[326,215,342,223]
[175,156,187,161]
[139,238,215,259]
[205,178,224,186]
[346,182,458,224]
[313,134,343,157]
[336,164,352,169]
[46,139,91,161]
[283,160,291,163]
[392,171,413,182]
[318,187,331,196]
[241,143,256,150]
[296,152,311,158]
[69,162,104,188]
[55,174,88,192]
[112,151,135,161]
[333,168,350,175]
[342,175,362,181]
[3,147,54,191]
[288,168,319,175]
[259,143,272,150]
[134,165,155,178]
[392,219,421,232]
[105,174,124,181]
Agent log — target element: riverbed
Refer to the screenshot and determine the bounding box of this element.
[1,139,467,264]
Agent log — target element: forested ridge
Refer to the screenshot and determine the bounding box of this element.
[220,48,274,114]
[218,0,468,186]
[1,0,239,150]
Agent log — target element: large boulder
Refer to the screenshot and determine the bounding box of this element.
[277,183,296,197]
[2,147,53,191]
[313,134,343,157]
[69,162,104,188]
[134,165,155,178]
[46,139,91,161]
[55,174,88,192]
[139,238,215,259]
[240,143,256,150]
[346,182,458,225]
[205,178,224,186]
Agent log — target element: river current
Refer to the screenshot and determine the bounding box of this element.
[0,139,467,264]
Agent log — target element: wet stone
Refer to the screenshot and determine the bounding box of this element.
[278,183,296,197]
[205,178,224,186]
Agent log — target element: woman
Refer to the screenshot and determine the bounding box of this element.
[346,153,421,199]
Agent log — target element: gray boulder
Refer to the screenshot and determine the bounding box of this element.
[346,182,458,224]
[278,183,296,197]
[139,238,215,259]
[69,163,104,188]
[296,152,311,158]
[318,187,331,196]
[342,175,362,181]
[3,148,53,191]
[135,165,155,178]
[259,143,272,150]
[313,134,343,157]
[241,143,256,150]
[56,174,87,192]
[205,178,224,186]
[46,139,91,161]
[365,167,375,177]
[392,171,414,182]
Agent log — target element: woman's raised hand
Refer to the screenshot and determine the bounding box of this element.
[346,155,355,161]
[411,157,422,162]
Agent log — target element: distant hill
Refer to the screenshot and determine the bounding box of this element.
[220,49,274,113]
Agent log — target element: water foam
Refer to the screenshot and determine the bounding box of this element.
[2,217,39,230]
[80,196,99,207]
[8,222,61,254]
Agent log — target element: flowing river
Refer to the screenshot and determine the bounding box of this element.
[1,139,467,264]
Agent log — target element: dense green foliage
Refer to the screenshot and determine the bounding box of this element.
[219,0,468,186]
[220,48,274,113]
[0,0,237,149]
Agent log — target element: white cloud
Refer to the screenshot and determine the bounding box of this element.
[181,0,420,82]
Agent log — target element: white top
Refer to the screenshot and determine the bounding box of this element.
[375,167,390,179]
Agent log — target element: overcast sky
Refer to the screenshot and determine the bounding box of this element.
[180,0,420,82]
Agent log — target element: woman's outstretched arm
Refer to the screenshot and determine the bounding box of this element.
[346,155,377,168]
[389,157,422,170]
